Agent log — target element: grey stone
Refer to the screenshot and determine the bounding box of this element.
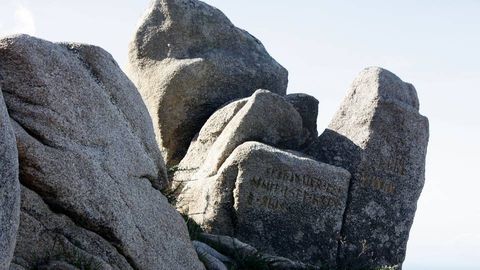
[172,98,248,189]
[127,0,288,166]
[192,241,229,270]
[306,67,429,269]
[193,241,232,264]
[11,186,131,270]
[181,142,350,268]
[0,90,20,270]
[6,264,22,270]
[0,35,203,270]
[199,233,323,270]
[286,93,319,147]
[37,261,80,270]
[173,90,305,190]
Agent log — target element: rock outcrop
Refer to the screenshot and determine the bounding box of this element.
[180,142,350,268]
[0,35,203,270]
[0,1,429,269]
[127,0,288,166]
[306,67,429,269]
[0,90,20,270]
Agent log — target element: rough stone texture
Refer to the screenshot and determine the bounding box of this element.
[306,67,429,269]
[11,186,132,270]
[36,261,80,270]
[285,93,319,147]
[127,0,289,166]
[172,98,247,187]
[173,90,305,188]
[199,233,322,270]
[0,35,203,270]
[192,241,230,270]
[182,142,350,268]
[0,90,20,270]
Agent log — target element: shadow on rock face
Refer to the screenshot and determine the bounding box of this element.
[306,129,363,173]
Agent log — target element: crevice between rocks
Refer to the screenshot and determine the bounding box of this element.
[335,171,355,268]
[228,167,240,236]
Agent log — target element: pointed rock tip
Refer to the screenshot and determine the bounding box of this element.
[356,66,420,111]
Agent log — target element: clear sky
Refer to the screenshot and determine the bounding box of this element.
[1,1,479,269]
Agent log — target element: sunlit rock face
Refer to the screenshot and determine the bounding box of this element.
[127,0,288,166]
[0,34,203,270]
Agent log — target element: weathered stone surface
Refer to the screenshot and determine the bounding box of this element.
[36,261,80,270]
[306,67,429,269]
[0,90,20,270]
[0,35,203,270]
[127,0,288,166]
[192,241,230,270]
[173,90,305,188]
[172,98,247,187]
[182,142,350,268]
[11,186,132,270]
[285,93,319,147]
[198,233,323,270]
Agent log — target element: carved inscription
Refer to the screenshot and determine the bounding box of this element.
[374,157,406,176]
[355,153,410,194]
[244,167,344,211]
[246,191,287,211]
[359,175,396,194]
[371,141,412,176]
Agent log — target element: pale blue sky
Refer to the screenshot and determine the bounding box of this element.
[1,1,479,269]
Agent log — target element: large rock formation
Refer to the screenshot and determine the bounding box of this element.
[0,90,20,270]
[172,89,349,268]
[180,142,350,268]
[127,0,289,166]
[0,35,203,270]
[0,2,429,268]
[306,67,429,269]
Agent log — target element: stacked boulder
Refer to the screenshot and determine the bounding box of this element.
[127,0,288,167]
[128,1,429,270]
[172,90,350,268]
[0,0,429,270]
